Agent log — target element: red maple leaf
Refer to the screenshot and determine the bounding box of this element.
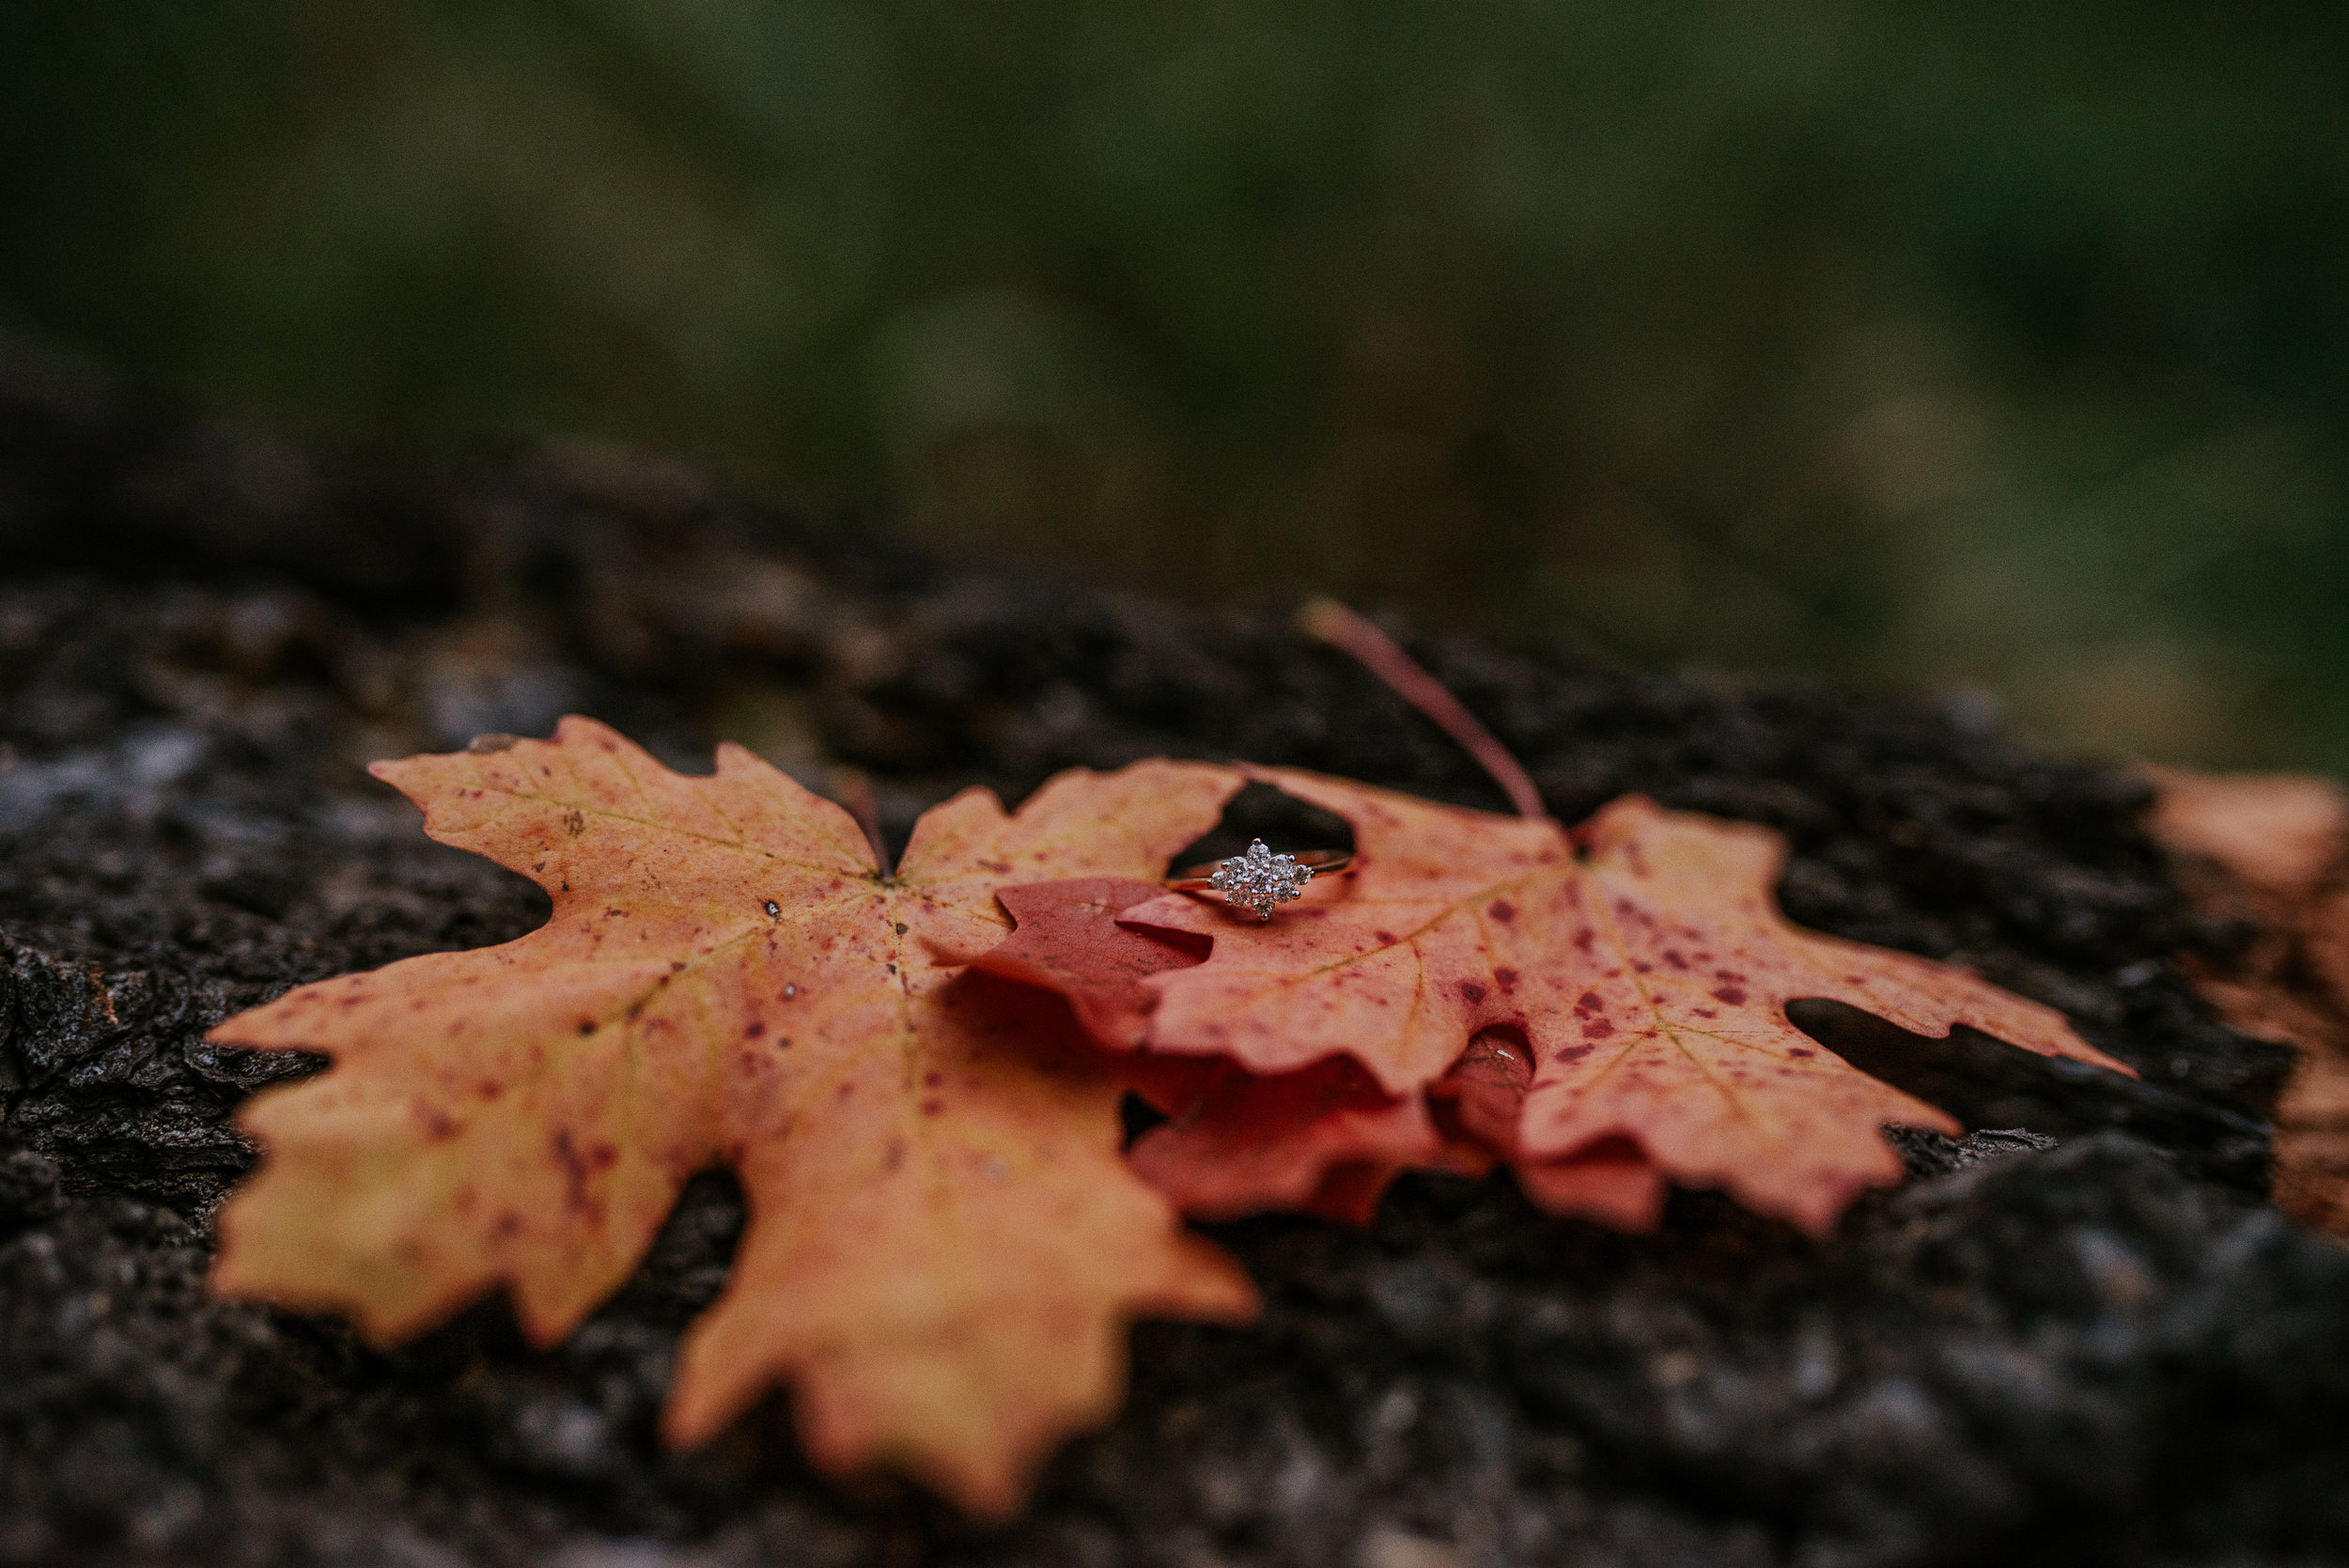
[982,767,2136,1234]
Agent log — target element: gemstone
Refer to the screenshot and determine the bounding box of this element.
[1208,839,1315,920]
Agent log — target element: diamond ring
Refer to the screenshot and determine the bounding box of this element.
[1166,840,1354,920]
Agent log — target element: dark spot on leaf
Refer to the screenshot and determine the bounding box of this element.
[924,1070,943,1087]
[1555,1045,1595,1063]
[1582,1018,1614,1039]
[1787,1047,1813,1058]
[1460,981,1486,1003]
[764,900,781,917]
[894,922,909,936]
[1713,987,1747,1005]
[745,1020,765,1038]
[922,1099,943,1116]
[1574,991,1602,1016]
[1486,899,1516,923]
[552,1129,592,1212]
[1494,967,1518,992]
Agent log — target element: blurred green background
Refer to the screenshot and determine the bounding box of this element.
[3,1,2343,769]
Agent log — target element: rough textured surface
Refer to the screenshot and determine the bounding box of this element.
[3,351,2344,1567]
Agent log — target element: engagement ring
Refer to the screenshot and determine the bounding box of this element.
[1166,840,1353,920]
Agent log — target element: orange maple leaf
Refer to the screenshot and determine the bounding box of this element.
[988,766,2137,1234]
[981,872,1708,1229]
[985,877,1462,1224]
[208,718,1255,1517]
[2145,768,2349,1238]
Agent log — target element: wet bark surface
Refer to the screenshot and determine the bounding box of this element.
[3,348,2345,1567]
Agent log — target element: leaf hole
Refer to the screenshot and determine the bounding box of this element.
[1170,782,1355,873]
[647,1170,749,1311]
[1785,998,2149,1139]
[1118,1091,1169,1150]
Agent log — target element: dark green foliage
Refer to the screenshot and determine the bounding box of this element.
[2,1,2344,767]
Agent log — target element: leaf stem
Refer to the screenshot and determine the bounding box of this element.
[1298,598,1548,820]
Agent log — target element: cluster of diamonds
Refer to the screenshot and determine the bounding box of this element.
[1209,839,1315,920]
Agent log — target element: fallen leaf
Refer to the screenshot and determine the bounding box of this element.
[986,878,1453,1224]
[2148,768,2348,903]
[2146,768,2349,1239]
[977,870,1716,1231]
[1005,766,2134,1235]
[1431,1031,1670,1230]
[1128,1052,1451,1225]
[209,718,1255,1517]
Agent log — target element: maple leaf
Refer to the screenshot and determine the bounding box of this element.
[1431,1031,1670,1229]
[990,766,2137,1234]
[2147,768,2349,1239]
[981,873,1665,1228]
[208,718,1256,1517]
[984,877,1478,1224]
[982,876,1660,1228]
